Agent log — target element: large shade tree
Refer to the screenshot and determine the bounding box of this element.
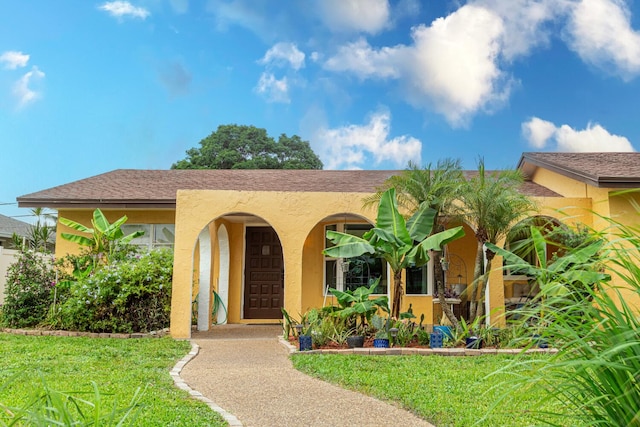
[459,159,537,322]
[324,188,465,319]
[171,124,323,170]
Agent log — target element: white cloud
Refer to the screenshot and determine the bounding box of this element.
[312,110,422,169]
[317,0,390,34]
[324,38,403,79]
[99,1,150,19]
[565,0,640,80]
[405,6,511,125]
[0,51,29,69]
[259,42,305,70]
[323,5,519,126]
[255,72,289,103]
[522,117,557,148]
[473,0,560,60]
[522,117,635,152]
[13,66,45,108]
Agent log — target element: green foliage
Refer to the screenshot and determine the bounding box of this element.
[171,124,323,170]
[0,376,144,426]
[0,335,226,426]
[489,212,640,426]
[328,282,389,331]
[459,159,537,322]
[1,250,58,328]
[325,188,465,318]
[58,249,173,333]
[59,209,144,266]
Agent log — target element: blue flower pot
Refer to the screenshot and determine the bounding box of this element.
[299,335,312,351]
[373,338,390,348]
[433,325,453,339]
[430,332,443,348]
[465,336,482,349]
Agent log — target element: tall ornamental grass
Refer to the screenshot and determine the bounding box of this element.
[488,212,640,426]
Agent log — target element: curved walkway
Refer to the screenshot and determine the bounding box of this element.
[180,325,433,427]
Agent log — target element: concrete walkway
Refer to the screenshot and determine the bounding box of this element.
[180,325,434,427]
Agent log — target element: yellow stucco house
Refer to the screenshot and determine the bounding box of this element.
[17,152,640,338]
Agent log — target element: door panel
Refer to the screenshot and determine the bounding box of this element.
[243,227,283,319]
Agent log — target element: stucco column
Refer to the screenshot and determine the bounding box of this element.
[488,238,506,327]
[170,192,199,339]
[282,237,305,319]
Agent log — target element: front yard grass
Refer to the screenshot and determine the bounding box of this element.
[292,353,573,426]
[0,334,226,427]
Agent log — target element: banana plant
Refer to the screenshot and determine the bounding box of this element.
[329,280,389,331]
[486,226,608,301]
[59,208,144,265]
[324,188,465,318]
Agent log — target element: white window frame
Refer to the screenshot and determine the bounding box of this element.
[405,255,435,296]
[323,223,389,296]
[121,224,175,249]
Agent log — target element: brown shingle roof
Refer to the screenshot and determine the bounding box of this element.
[17,168,561,209]
[519,152,640,188]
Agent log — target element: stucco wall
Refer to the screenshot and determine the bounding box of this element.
[171,190,379,338]
[55,209,176,260]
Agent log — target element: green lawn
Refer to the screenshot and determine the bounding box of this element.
[0,334,226,426]
[292,353,573,427]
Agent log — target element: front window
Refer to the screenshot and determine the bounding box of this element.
[121,224,175,249]
[324,223,387,294]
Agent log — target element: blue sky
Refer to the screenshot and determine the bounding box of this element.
[2,0,639,221]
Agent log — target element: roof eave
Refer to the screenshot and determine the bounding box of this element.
[519,153,600,187]
[17,199,176,209]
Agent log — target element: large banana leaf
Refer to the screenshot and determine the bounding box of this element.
[92,209,111,234]
[376,188,411,246]
[323,230,375,258]
[59,217,93,234]
[59,233,94,248]
[406,226,465,267]
[406,202,437,242]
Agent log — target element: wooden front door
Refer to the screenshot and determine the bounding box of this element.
[243,227,284,319]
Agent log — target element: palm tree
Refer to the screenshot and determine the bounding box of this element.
[325,188,465,319]
[459,159,537,322]
[363,159,465,326]
[364,159,464,215]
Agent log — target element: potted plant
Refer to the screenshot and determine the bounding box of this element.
[329,281,389,348]
[458,316,484,349]
[371,314,390,348]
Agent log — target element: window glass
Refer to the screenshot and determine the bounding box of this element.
[406,265,428,295]
[120,224,174,249]
[324,223,387,294]
[121,224,150,246]
[154,224,175,246]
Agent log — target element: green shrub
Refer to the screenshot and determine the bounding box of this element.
[58,249,173,333]
[1,250,57,328]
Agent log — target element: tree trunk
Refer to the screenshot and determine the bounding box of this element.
[475,258,494,320]
[468,240,485,322]
[436,280,460,330]
[391,270,403,319]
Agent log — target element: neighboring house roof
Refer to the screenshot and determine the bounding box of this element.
[0,213,31,240]
[518,152,640,188]
[17,167,560,209]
